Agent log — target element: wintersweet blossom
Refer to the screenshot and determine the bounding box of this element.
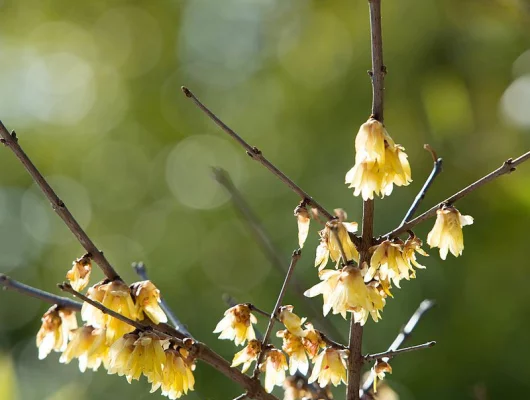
[365,240,413,287]
[152,348,195,399]
[315,219,359,270]
[60,325,108,372]
[277,329,309,375]
[278,305,306,337]
[345,118,411,200]
[427,206,474,260]
[36,306,78,360]
[294,205,310,248]
[301,323,325,359]
[260,348,288,393]
[131,280,168,324]
[213,304,257,346]
[402,234,428,270]
[66,256,92,291]
[308,347,349,388]
[231,339,261,373]
[372,359,393,393]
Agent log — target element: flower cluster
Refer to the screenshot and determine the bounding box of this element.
[35,257,193,399]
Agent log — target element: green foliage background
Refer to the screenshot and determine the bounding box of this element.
[0,0,529,399]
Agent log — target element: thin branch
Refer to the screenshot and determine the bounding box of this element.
[0,274,82,311]
[213,167,346,341]
[182,88,335,221]
[399,145,443,226]
[320,332,348,351]
[0,121,120,281]
[360,299,435,397]
[247,304,273,320]
[132,262,193,338]
[233,394,248,400]
[363,341,436,362]
[252,249,302,379]
[384,150,530,239]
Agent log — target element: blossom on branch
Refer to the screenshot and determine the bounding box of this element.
[372,359,393,393]
[36,305,78,360]
[231,339,261,373]
[66,255,92,291]
[260,348,288,393]
[131,280,168,324]
[152,347,196,399]
[59,325,108,372]
[315,218,359,270]
[277,329,309,375]
[427,205,474,260]
[213,304,257,346]
[294,205,310,248]
[278,305,306,337]
[308,347,349,388]
[301,323,325,359]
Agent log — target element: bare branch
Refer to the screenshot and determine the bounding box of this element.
[0,121,120,281]
[181,88,335,221]
[384,150,530,239]
[213,167,346,341]
[233,393,248,400]
[0,274,81,311]
[252,249,302,378]
[363,341,436,362]
[132,262,193,338]
[399,145,443,226]
[360,299,435,397]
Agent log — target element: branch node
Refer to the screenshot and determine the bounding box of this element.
[180,86,192,97]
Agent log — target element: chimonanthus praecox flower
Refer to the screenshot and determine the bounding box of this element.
[427,205,473,260]
[36,305,78,360]
[131,280,168,324]
[66,255,92,292]
[372,359,393,393]
[345,118,411,200]
[277,329,309,375]
[260,348,288,393]
[294,204,310,248]
[315,217,359,270]
[301,323,325,359]
[309,347,349,388]
[152,347,195,399]
[60,325,108,372]
[214,304,257,346]
[231,339,261,373]
[278,305,306,337]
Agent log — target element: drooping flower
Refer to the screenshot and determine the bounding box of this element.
[277,330,309,375]
[213,304,257,346]
[315,218,359,270]
[278,305,306,337]
[107,333,136,378]
[294,205,310,248]
[231,339,261,373]
[301,323,325,359]
[66,255,92,292]
[260,348,288,393]
[365,240,413,287]
[308,347,349,388]
[36,305,78,360]
[131,280,168,325]
[152,347,195,399]
[372,359,393,393]
[59,325,108,372]
[427,205,474,260]
[402,234,428,270]
[345,118,411,200]
[351,280,387,325]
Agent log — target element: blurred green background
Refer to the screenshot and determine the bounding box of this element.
[0,0,529,399]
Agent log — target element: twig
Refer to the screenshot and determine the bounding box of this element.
[247,304,273,320]
[320,332,348,351]
[0,121,120,281]
[132,262,193,338]
[399,145,443,226]
[384,151,530,239]
[213,168,346,341]
[0,274,82,311]
[181,88,335,221]
[360,299,435,397]
[252,249,302,379]
[233,393,248,400]
[363,341,436,362]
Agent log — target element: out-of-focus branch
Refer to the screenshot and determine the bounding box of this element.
[363,341,436,362]
[212,167,346,342]
[0,274,81,311]
[399,144,443,227]
[384,150,530,239]
[0,121,120,281]
[252,249,302,379]
[360,299,435,397]
[132,262,193,338]
[182,87,335,221]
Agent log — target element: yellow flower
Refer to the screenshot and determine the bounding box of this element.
[351,281,387,325]
[213,304,257,346]
[345,118,411,200]
[231,339,261,373]
[301,323,325,359]
[427,206,474,260]
[402,234,428,270]
[260,348,288,393]
[59,325,108,372]
[152,348,195,399]
[294,205,311,248]
[82,280,137,345]
[304,266,374,321]
[365,240,413,288]
[315,219,359,270]
[308,347,348,388]
[107,333,136,378]
[131,280,168,325]
[277,330,309,375]
[66,255,92,292]
[278,305,306,337]
[372,360,392,393]
[36,306,78,360]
